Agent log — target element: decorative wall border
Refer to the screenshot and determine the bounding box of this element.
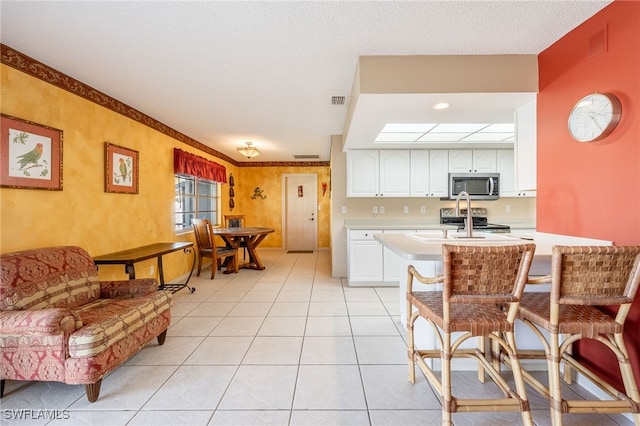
[1,44,330,168]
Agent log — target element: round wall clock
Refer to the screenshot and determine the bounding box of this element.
[568,92,622,142]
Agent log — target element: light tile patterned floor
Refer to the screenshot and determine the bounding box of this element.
[1,250,633,425]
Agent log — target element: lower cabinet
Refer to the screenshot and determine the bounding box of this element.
[347,229,416,286]
[347,230,383,284]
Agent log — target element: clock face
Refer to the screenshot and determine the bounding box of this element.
[568,93,621,142]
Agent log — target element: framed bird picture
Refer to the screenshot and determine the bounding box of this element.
[0,114,63,190]
[105,142,139,194]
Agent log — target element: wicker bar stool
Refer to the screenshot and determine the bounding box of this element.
[513,245,640,425]
[407,243,536,425]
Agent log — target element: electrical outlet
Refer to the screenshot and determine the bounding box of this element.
[379,206,385,214]
[505,204,511,213]
[373,206,378,214]
[403,206,409,214]
[341,206,347,213]
[149,265,154,275]
[420,206,426,214]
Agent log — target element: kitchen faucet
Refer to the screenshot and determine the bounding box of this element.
[454,191,474,238]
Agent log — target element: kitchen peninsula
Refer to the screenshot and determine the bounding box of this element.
[374,231,613,364]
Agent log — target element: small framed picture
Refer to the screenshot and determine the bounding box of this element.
[1,114,63,190]
[105,142,139,194]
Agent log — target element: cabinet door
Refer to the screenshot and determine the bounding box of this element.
[473,150,497,172]
[497,150,517,196]
[448,150,473,173]
[428,150,449,197]
[379,150,410,197]
[515,99,537,192]
[349,240,383,282]
[347,150,379,197]
[410,150,430,197]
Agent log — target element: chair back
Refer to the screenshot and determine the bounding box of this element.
[192,218,215,250]
[550,245,640,306]
[224,214,245,228]
[442,243,536,305]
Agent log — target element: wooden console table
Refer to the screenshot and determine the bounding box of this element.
[93,242,196,293]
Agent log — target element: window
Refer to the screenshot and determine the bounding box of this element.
[174,174,220,231]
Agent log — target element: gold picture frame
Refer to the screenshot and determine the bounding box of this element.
[0,114,63,190]
[105,142,139,194]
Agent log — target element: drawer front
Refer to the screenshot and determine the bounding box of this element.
[349,230,380,240]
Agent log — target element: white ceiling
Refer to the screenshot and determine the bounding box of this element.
[0,1,610,163]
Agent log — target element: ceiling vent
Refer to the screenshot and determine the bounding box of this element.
[294,154,320,159]
[331,96,346,105]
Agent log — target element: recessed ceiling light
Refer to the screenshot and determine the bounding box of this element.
[433,102,450,110]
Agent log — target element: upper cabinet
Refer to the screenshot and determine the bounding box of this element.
[409,150,449,198]
[347,150,410,197]
[515,99,537,195]
[379,150,411,197]
[347,147,532,198]
[427,150,449,197]
[346,150,379,197]
[448,149,497,173]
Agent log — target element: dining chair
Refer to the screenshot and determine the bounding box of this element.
[191,218,238,279]
[514,245,640,425]
[407,243,536,426]
[224,214,245,228]
[224,214,247,258]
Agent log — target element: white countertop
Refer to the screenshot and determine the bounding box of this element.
[374,231,613,273]
[344,219,535,231]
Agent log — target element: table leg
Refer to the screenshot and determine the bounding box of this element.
[125,263,136,279]
[157,255,166,288]
[243,234,269,270]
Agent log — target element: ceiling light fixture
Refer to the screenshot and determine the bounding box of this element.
[237,141,260,159]
[433,102,450,110]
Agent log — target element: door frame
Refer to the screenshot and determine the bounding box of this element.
[282,173,317,251]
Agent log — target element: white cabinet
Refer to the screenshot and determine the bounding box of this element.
[514,99,537,196]
[347,150,410,197]
[410,150,449,197]
[428,150,449,197]
[410,150,430,197]
[379,150,411,197]
[497,149,517,196]
[347,230,383,283]
[497,149,535,197]
[449,150,497,173]
[347,150,379,197]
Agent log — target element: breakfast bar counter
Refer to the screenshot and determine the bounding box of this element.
[374,231,614,365]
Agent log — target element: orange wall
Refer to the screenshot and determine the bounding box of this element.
[537,1,640,388]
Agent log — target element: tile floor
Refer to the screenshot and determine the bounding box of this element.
[1,250,633,425]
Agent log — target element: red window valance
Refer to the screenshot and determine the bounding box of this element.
[174,148,227,184]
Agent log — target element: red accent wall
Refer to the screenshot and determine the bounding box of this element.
[538,1,640,389]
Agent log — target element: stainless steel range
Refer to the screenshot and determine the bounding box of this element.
[440,207,511,233]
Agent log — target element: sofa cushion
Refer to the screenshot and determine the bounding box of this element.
[68,290,172,358]
[1,246,100,311]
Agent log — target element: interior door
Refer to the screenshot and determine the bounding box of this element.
[284,174,317,251]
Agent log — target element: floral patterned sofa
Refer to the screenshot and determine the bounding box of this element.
[0,246,173,402]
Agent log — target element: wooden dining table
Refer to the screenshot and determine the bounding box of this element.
[213,226,275,271]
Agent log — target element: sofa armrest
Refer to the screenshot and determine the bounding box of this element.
[0,309,80,335]
[99,279,159,299]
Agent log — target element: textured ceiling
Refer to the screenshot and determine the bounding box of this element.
[0,1,610,163]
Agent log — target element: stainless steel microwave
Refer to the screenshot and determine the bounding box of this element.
[449,173,500,200]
